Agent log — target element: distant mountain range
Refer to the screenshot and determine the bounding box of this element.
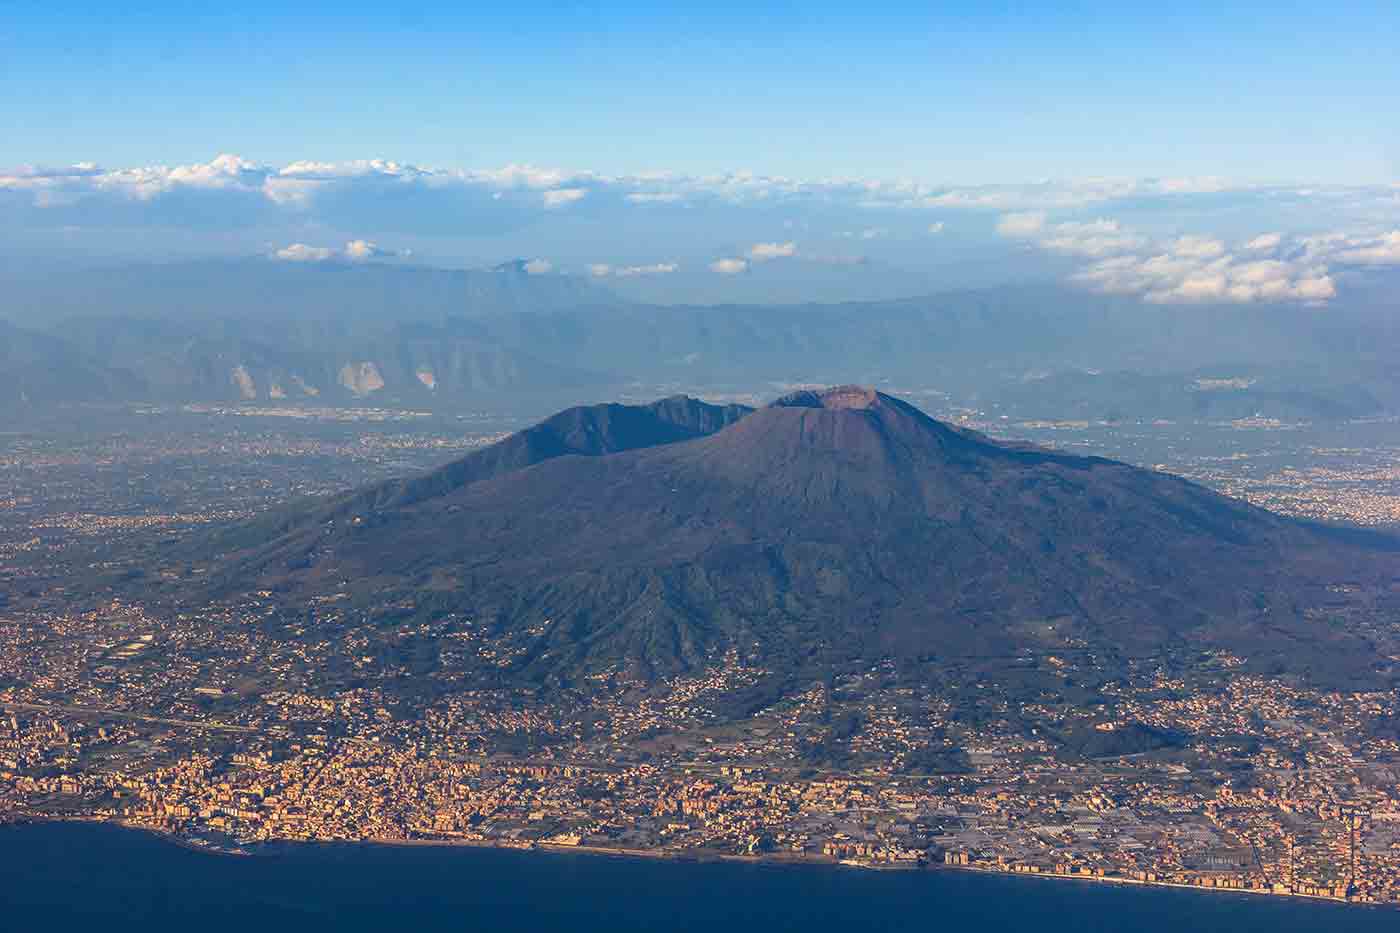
[1,260,621,405]
[985,366,1397,422]
[125,387,1398,694]
[4,258,1400,417]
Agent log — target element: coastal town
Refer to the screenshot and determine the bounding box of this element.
[3,594,1398,908]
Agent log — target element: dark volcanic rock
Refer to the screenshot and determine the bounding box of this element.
[209,393,752,551]
[173,387,1396,688]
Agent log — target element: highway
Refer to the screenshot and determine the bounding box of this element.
[2,700,259,734]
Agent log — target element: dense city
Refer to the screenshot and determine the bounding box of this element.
[2,598,1399,905]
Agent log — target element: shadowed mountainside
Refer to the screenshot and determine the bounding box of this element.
[141,387,1399,692]
[207,393,754,553]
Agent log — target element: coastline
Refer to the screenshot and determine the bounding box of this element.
[7,813,1390,912]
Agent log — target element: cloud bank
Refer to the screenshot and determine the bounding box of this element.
[274,239,404,263]
[991,211,1400,304]
[587,262,680,278]
[8,153,1395,240]
[747,241,797,261]
[4,153,1398,306]
[709,258,750,275]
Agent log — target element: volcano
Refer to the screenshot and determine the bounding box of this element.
[174,387,1396,689]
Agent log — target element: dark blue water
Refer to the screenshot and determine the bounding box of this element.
[0,822,1392,932]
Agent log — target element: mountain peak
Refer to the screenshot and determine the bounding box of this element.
[771,385,882,410]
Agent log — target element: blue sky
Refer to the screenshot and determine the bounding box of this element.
[5,2,1399,183]
[2,2,1398,305]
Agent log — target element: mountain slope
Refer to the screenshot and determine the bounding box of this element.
[0,319,145,404]
[1,259,620,405]
[168,387,1397,689]
[54,314,608,403]
[206,393,753,553]
[7,264,1400,415]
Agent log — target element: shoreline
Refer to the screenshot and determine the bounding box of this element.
[6,813,1393,912]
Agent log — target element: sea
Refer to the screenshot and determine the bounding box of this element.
[1,821,1393,932]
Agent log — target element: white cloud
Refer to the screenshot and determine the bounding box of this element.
[1036,218,1145,257]
[343,239,402,261]
[904,178,1215,212]
[995,219,1342,304]
[4,155,1397,311]
[0,156,1207,224]
[476,164,589,190]
[709,258,749,275]
[747,241,797,261]
[523,258,553,275]
[164,153,268,191]
[615,262,679,277]
[588,262,680,278]
[1072,245,1336,304]
[625,192,683,204]
[273,239,402,263]
[541,188,587,208]
[4,155,1396,254]
[1331,231,1400,265]
[995,211,1048,237]
[1296,231,1351,253]
[1294,276,1339,300]
[277,158,427,181]
[1152,176,1232,194]
[1170,235,1227,260]
[274,243,336,262]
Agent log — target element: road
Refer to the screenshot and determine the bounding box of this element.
[2,700,259,734]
